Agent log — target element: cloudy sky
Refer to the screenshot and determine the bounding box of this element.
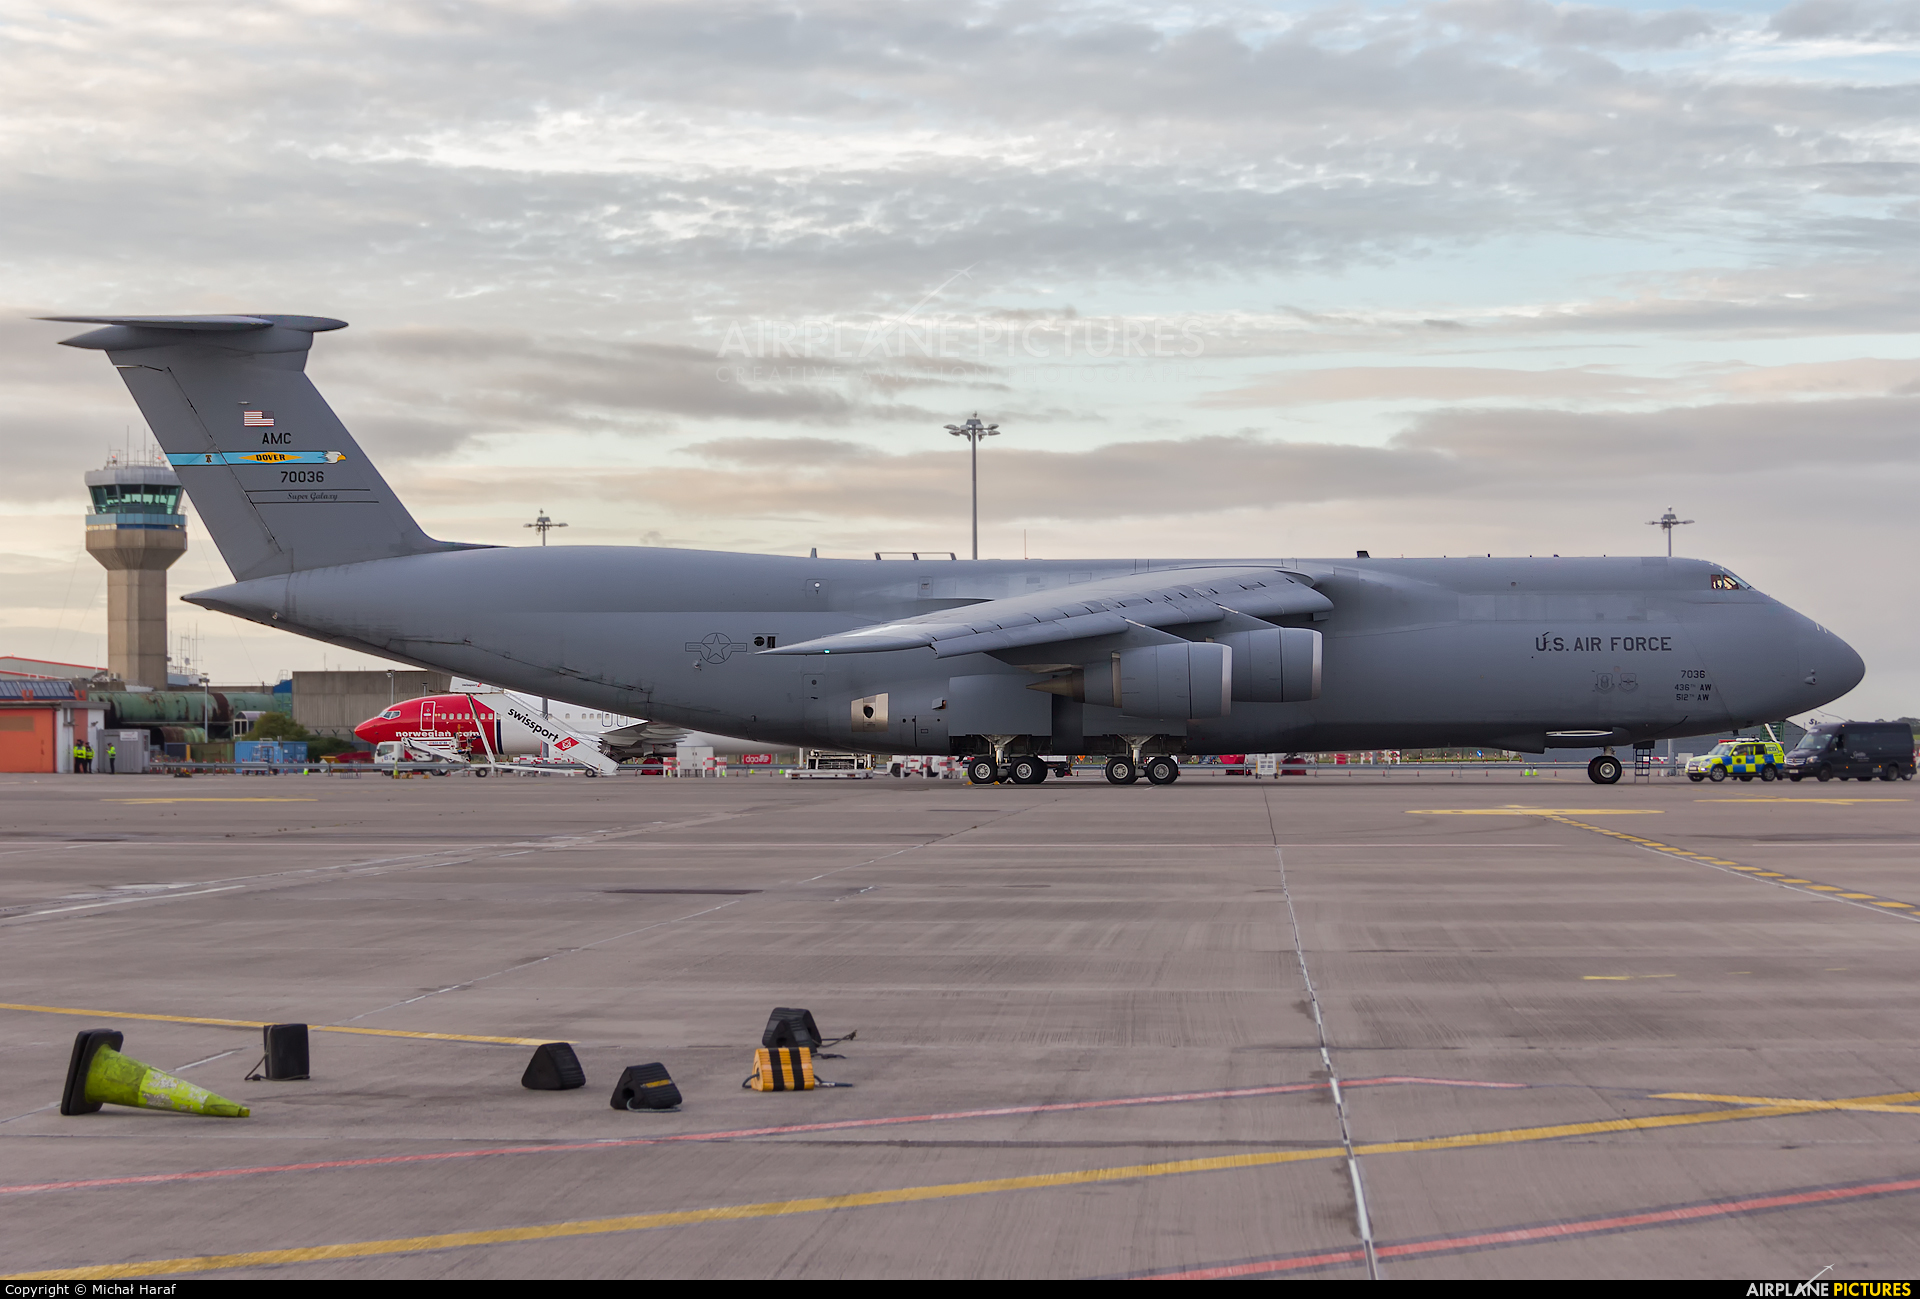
[2,0,1915,719]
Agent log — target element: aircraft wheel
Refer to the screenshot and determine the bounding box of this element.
[1688,773,1704,782]
[1105,757,1139,785]
[1816,766,1833,782]
[1588,755,1622,785]
[1144,756,1180,785]
[1009,757,1047,785]
[967,757,1000,785]
[1707,766,1727,782]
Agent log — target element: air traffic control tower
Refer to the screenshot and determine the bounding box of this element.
[84,456,186,688]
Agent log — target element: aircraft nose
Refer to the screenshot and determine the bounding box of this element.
[1802,623,1865,705]
[352,716,383,742]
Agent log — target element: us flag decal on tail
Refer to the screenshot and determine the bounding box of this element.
[242,409,275,427]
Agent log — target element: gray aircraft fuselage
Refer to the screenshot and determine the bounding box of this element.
[48,312,1865,759]
[187,546,1861,757]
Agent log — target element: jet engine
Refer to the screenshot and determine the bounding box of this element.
[1079,642,1234,720]
[1216,626,1322,703]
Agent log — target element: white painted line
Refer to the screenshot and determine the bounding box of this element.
[14,885,244,918]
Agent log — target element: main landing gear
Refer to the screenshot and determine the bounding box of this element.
[1587,754,1623,785]
[1008,756,1048,785]
[966,756,1052,785]
[1104,756,1180,786]
[963,751,1183,787]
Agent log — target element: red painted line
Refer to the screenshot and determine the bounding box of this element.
[0,1075,1508,1197]
[1153,1246,1368,1278]
[1144,1175,1920,1278]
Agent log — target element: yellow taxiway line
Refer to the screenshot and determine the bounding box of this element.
[1406,808,1663,816]
[1545,815,1920,914]
[14,1090,1918,1280]
[0,1001,548,1048]
[1406,805,1919,914]
[104,798,320,804]
[1652,1091,1920,1116]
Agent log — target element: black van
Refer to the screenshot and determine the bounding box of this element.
[1783,723,1916,782]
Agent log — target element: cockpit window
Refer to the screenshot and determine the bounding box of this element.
[1709,572,1749,591]
[380,709,402,719]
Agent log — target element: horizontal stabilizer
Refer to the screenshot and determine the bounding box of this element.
[764,567,1331,657]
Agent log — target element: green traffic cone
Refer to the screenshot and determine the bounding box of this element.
[60,1029,249,1118]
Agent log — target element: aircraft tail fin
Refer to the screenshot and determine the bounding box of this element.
[49,314,481,581]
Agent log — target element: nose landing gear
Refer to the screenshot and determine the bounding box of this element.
[1587,754,1623,785]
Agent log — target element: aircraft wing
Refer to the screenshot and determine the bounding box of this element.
[599,722,687,747]
[763,566,1330,658]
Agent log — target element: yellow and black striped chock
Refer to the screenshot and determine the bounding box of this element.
[748,1046,815,1091]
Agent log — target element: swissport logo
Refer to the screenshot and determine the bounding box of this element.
[506,707,566,745]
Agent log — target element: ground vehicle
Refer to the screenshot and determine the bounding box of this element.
[1783,723,1916,782]
[787,750,874,779]
[371,739,455,773]
[1686,738,1786,782]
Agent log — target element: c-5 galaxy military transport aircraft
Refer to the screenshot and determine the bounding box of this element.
[49,313,1865,786]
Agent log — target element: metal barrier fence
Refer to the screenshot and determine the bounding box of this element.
[136,759,1680,779]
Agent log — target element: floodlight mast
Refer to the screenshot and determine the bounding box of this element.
[1647,507,1694,558]
[944,414,999,560]
[525,509,567,546]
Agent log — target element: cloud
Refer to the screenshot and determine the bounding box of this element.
[1,0,1915,313]
[1432,0,1721,48]
[396,391,1920,527]
[1205,356,1920,407]
[320,327,887,457]
[1771,0,1920,39]
[1204,365,1653,406]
